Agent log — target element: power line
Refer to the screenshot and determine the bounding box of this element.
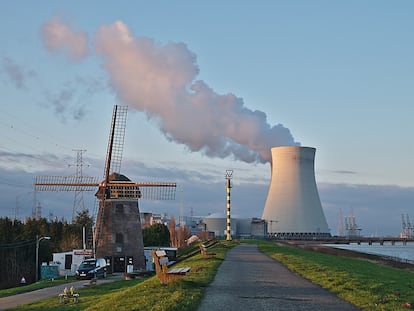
[0,239,35,249]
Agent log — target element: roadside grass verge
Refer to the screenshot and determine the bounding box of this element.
[254,239,414,311]
[10,241,236,311]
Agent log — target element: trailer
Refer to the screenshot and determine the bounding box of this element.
[52,249,94,276]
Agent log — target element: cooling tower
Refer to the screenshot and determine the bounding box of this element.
[262,146,331,239]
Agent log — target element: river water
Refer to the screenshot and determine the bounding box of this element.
[324,241,414,263]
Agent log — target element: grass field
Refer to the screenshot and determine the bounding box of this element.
[4,239,414,311]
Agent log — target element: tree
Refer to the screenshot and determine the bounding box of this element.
[169,217,178,247]
[73,210,94,228]
[176,226,190,248]
[142,223,171,246]
[72,210,94,249]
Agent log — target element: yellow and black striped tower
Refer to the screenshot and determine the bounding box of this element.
[225,170,233,241]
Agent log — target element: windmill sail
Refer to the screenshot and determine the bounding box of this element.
[104,105,128,183]
[34,176,99,191]
[35,174,176,200]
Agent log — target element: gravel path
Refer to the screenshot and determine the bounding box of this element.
[197,244,360,311]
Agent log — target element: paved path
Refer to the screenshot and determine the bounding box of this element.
[0,275,121,310]
[197,244,360,311]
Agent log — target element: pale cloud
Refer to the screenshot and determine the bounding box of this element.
[319,183,414,236]
[1,57,35,89]
[0,151,63,173]
[42,76,106,121]
[41,15,89,60]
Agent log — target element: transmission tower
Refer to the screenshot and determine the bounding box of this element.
[338,208,344,236]
[36,201,42,220]
[70,149,89,222]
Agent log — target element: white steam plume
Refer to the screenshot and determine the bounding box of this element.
[43,19,299,163]
[41,15,89,60]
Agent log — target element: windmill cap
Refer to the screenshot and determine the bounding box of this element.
[107,172,131,182]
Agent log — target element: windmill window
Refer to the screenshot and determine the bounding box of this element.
[116,233,124,244]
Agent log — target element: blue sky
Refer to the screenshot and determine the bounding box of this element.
[1,1,413,236]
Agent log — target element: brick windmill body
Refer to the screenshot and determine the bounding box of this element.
[94,172,146,272]
[35,105,176,272]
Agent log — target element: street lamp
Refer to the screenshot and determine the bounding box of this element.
[35,235,51,282]
[268,220,278,238]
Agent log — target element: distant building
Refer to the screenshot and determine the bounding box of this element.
[139,211,268,239]
[201,213,267,238]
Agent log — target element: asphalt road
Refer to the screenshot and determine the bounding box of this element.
[0,275,122,310]
[197,244,360,311]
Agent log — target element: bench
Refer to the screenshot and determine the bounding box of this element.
[151,250,190,284]
[199,244,216,258]
[58,286,79,303]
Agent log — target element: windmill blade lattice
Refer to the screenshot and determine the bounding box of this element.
[105,182,176,200]
[34,176,99,191]
[104,105,128,181]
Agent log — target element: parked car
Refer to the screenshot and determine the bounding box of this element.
[75,258,107,280]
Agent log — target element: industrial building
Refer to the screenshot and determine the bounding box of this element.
[201,213,266,238]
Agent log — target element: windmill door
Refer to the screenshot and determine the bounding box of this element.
[65,254,72,270]
[113,256,126,273]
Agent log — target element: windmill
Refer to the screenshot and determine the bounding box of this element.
[35,105,176,271]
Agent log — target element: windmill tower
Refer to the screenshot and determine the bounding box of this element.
[35,105,176,271]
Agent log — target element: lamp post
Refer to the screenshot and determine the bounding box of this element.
[35,235,51,282]
[268,220,278,238]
